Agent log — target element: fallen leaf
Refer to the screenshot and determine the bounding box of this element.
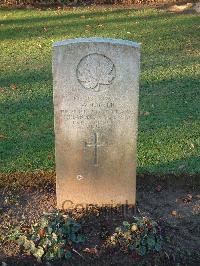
[83,247,98,255]
[0,134,7,140]
[39,228,45,237]
[47,155,53,160]
[155,185,162,192]
[80,15,86,19]
[131,224,138,232]
[190,143,194,149]
[171,210,177,216]
[43,27,48,32]
[10,84,17,90]
[182,194,192,203]
[144,111,150,116]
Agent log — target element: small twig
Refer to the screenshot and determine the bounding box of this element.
[164,251,170,260]
[72,248,85,260]
[136,206,143,217]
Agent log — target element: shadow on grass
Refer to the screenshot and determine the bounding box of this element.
[1,8,196,41]
[1,94,54,169]
[0,8,174,26]
[0,68,51,87]
[1,71,199,173]
[137,156,200,176]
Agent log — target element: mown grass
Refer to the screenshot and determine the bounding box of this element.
[0,6,200,174]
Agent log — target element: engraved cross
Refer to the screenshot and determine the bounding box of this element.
[84,132,103,166]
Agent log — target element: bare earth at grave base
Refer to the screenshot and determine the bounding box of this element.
[0,173,199,265]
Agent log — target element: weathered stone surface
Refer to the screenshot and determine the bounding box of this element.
[53,38,140,209]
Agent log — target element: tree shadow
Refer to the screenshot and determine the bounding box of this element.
[137,156,200,176]
[0,68,51,87]
[0,8,193,41]
[1,71,199,173]
[0,7,172,26]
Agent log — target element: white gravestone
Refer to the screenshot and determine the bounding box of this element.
[52,38,140,209]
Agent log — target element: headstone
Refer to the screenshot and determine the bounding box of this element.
[53,38,140,209]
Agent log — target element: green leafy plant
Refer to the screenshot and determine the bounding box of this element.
[8,212,85,262]
[106,217,163,256]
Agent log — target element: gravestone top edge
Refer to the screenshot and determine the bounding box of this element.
[53,37,140,49]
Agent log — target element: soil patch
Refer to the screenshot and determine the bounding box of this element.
[0,173,200,265]
[160,2,200,13]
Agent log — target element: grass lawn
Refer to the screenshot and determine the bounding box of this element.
[0,6,200,174]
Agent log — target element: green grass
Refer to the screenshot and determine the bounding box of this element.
[0,7,200,174]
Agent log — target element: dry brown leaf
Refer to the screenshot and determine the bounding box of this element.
[10,84,17,90]
[171,210,177,216]
[190,143,195,149]
[83,247,98,255]
[0,134,7,140]
[144,111,150,116]
[39,228,45,237]
[182,194,192,203]
[47,155,53,160]
[155,185,162,192]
